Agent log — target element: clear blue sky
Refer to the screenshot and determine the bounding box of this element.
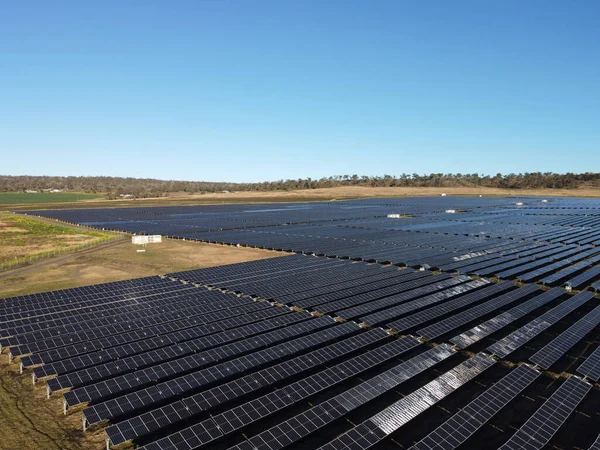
[1,0,598,182]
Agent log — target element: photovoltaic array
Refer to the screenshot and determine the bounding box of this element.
[1,195,599,450]
[25,196,600,290]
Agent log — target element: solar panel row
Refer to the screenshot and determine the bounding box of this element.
[450,287,566,349]
[104,328,394,446]
[317,353,496,450]
[487,291,595,358]
[498,376,592,450]
[222,344,457,450]
[410,364,541,450]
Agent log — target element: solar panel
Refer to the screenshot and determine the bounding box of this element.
[487,291,594,358]
[336,275,469,321]
[309,271,436,314]
[82,321,360,424]
[588,434,600,450]
[498,376,591,450]
[221,344,457,450]
[386,280,513,333]
[10,297,272,357]
[418,284,538,340]
[564,266,600,290]
[317,353,496,450]
[286,268,422,308]
[530,305,600,369]
[577,344,600,381]
[357,278,488,325]
[49,309,314,392]
[449,287,564,349]
[539,255,600,286]
[496,246,584,280]
[41,307,302,383]
[64,314,337,403]
[104,327,391,446]
[6,200,600,450]
[31,306,288,378]
[409,364,540,450]
[130,336,423,450]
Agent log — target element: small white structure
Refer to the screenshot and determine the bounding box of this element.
[132,235,162,245]
[441,193,447,197]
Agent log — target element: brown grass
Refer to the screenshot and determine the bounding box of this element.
[169,185,600,200]
[0,354,106,450]
[4,185,598,211]
[0,238,283,298]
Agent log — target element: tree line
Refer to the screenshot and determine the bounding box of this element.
[0,172,598,199]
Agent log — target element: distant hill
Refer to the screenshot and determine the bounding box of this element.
[1,173,598,199]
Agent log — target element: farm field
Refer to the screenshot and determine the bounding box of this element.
[0,192,103,206]
[1,196,600,450]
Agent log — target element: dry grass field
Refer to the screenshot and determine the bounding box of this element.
[3,185,598,211]
[167,185,600,200]
[0,238,283,298]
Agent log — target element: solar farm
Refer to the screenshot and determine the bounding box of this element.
[4,196,600,450]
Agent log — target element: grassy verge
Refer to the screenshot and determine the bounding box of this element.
[0,214,116,270]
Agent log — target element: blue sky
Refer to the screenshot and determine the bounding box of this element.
[1,0,598,182]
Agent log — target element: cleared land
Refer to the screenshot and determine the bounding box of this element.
[0,238,282,298]
[0,192,103,205]
[0,214,113,269]
[3,185,598,211]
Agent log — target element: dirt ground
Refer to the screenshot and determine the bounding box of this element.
[0,353,106,450]
[0,238,282,298]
